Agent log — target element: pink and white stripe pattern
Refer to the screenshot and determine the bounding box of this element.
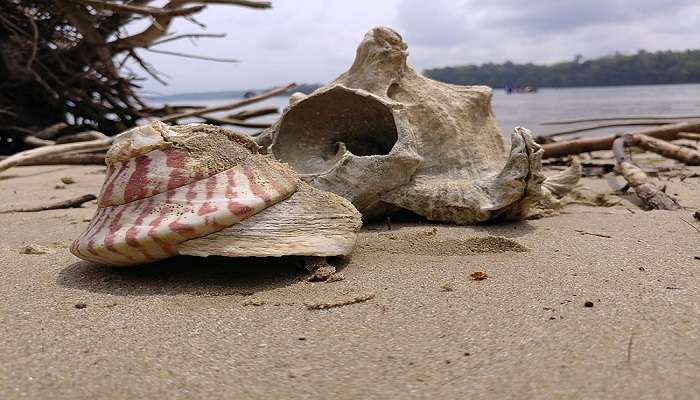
[71,148,297,266]
[98,148,202,207]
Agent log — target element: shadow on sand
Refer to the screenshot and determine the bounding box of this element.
[57,255,349,297]
[363,209,537,238]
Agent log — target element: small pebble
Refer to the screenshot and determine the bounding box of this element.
[54,185,66,190]
[75,303,87,309]
[19,244,51,255]
[440,284,454,292]
[61,176,75,185]
[584,301,594,308]
[307,265,336,282]
[470,271,489,281]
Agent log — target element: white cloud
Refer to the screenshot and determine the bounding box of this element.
[132,0,400,94]
[132,0,700,94]
[396,0,700,68]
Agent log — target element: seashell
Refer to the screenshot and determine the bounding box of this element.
[71,122,361,266]
[258,27,579,224]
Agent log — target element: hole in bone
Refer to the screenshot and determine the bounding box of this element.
[274,87,398,174]
[387,82,400,100]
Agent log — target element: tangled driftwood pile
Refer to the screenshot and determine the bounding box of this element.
[0,0,283,156]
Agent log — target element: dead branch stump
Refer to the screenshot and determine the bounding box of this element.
[612,137,681,211]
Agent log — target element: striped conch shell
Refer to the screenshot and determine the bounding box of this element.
[71,121,361,266]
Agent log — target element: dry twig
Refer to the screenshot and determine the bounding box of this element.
[0,138,112,175]
[161,83,296,122]
[575,229,612,238]
[305,292,376,310]
[612,137,681,210]
[624,134,700,165]
[151,33,226,46]
[546,122,669,138]
[0,152,106,166]
[23,136,56,148]
[679,217,700,233]
[678,132,700,141]
[34,123,69,140]
[0,194,96,214]
[543,121,700,158]
[542,115,700,126]
[55,131,109,144]
[201,116,271,129]
[69,0,207,17]
[143,47,239,63]
[229,107,278,120]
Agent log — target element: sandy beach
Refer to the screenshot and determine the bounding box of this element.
[0,162,698,399]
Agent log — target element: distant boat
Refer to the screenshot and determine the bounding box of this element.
[505,85,537,94]
[243,91,256,98]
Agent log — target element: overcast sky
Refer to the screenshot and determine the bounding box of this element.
[130,0,700,94]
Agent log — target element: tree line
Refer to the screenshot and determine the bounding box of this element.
[424,49,700,88]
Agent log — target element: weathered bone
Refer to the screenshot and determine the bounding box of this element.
[260,27,577,224]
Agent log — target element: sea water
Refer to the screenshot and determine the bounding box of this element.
[156,83,700,138]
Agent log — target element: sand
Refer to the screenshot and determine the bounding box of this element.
[0,164,698,399]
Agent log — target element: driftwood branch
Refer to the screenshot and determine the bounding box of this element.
[546,122,669,138]
[110,0,271,51]
[141,105,206,114]
[542,115,700,125]
[23,136,56,148]
[625,134,700,165]
[57,0,119,79]
[2,1,272,142]
[55,131,109,144]
[69,0,207,17]
[0,194,97,214]
[228,107,278,120]
[200,116,271,129]
[34,123,70,140]
[0,138,113,175]
[2,152,107,166]
[160,83,295,123]
[151,33,227,46]
[210,0,272,7]
[543,121,700,158]
[678,132,700,141]
[142,48,239,63]
[612,137,681,210]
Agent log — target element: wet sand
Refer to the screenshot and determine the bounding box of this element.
[0,164,698,399]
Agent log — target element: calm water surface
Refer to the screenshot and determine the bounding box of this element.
[493,83,700,137]
[164,83,700,137]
